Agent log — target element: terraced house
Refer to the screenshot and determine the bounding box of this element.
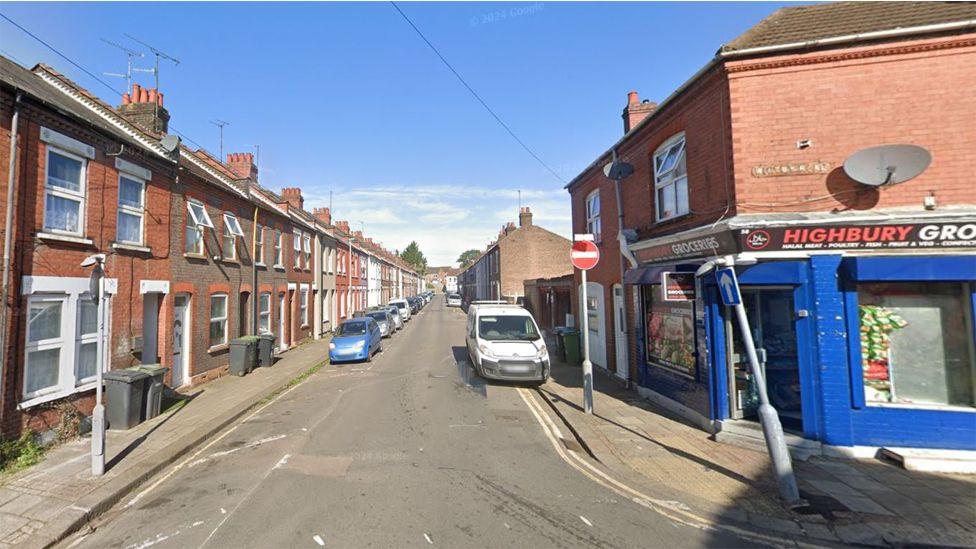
[0,54,420,438]
[567,2,976,456]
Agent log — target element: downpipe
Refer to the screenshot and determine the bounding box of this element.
[0,91,23,414]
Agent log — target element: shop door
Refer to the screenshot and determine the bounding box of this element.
[612,284,629,381]
[727,288,802,432]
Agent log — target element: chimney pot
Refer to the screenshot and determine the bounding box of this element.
[148,89,157,103]
[622,90,657,134]
[122,93,130,105]
[519,206,533,227]
[627,90,639,105]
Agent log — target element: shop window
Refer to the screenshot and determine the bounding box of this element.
[116,175,145,245]
[585,190,601,240]
[857,282,974,407]
[642,285,696,378]
[44,148,87,235]
[653,133,688,222]
[258,292,272,334]
[209,293,228,347]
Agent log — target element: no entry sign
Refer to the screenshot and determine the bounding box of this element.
[571,240,600,270]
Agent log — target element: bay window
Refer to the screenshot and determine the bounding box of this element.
[44,148,87,235]
[653,133,688,221]
[116,175,145,245]
[209,293,228,347]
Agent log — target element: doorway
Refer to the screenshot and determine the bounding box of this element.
[171,294,190,388]
[612,284,629,381]
[278,293,288,351]
[239,292,249,337]
[726,287,802,433]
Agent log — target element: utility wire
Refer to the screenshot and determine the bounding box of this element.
[1,12,206,151]
[390,2,565,184]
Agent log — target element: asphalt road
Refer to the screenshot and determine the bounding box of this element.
[66,297,758,549]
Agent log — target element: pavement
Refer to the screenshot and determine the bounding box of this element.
[535,354,976,547]
[0,336,331,549]
[56,298,760,548]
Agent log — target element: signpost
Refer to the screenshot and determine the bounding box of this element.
[571,237,599,414]
[83,254,107,476]
[714,263,799,505]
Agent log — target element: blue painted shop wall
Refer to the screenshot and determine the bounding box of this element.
[636,264,712,419]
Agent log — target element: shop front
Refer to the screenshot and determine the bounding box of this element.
[627,215,976,452]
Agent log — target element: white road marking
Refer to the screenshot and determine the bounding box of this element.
[579,515,593,527]
[220,508,226,514]
[313,534,326,546]
[188,434,287,468]
[274,453,292,469]
[515,388,794,548]
[503,523,511,529]
[423,532,433,544]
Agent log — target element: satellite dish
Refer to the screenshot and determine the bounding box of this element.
[603,160,634,181]
[843,144,931,187]
[160,134,181,155]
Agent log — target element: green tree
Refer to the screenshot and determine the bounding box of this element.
[399,241,428,275]
[457,249,481,268]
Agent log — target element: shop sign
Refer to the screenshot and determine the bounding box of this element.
[740,222,976,252]
[633,231,738,263]
[751,161,831,178]
[661,272,695,301]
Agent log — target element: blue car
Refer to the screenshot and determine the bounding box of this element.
[329,318,382,363]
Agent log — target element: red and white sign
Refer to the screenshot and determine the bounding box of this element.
[571,240,600,270]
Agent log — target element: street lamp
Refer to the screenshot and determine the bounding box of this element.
[81,253,107,476]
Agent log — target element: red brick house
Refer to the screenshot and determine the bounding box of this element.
[566,2,976,452]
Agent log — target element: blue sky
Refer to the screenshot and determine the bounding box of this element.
[0,1,794,266]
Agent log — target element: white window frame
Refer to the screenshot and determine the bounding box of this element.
[274,230,284,267]
[75,295,99,386]
[209,293,229,348]
[222,212,244,260]
[43,147,87,236]
[653,133,689,222]
[258,292,272,334]
[23,295,68,400]
[322,290,331,324]
[293,230,302,268]
[185,200,212,255]
[116,174,146,245]
[300,285,309,327]
[303,235,311,269]
[585,190,601,241]
[255,225,265,265]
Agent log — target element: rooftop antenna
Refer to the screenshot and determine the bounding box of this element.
[251,144,261,169]
[210,119,230,159]
[518,189,522,218]
[124,34,180,92]
[100,38,144,91]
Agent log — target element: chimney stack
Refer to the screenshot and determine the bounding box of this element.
[312,207,332,226]
[519,206,533,227]
[226,152,258,181]
[622,90,657,134]
[280,187,304,210]
[119,83,170,134]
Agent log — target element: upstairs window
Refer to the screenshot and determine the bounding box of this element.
[116,175,145,245]
[293,230,302,268]
[303,235,311,269]
[255,225,265,265]
[585,190,601,240]
[222,213,244,260]
[653,133,688,221]
[274,230,283,266]
[44,149,87,235]
[185,200,213,255]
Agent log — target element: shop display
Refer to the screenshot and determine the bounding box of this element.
[858,304,908,403]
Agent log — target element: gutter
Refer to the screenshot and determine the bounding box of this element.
[0,90,22,413]
[564,18,976,192]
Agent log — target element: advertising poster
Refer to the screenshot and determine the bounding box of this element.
[645,294,696,377]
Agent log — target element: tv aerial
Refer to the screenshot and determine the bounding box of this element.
[843,144,931,187]
[101,38,144,91]
[123,34,180,92]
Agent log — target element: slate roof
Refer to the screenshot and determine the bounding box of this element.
[722,1,976,53]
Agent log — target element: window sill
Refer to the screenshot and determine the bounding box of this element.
[112,242,151,253]
[653,213,693,227]
[274,265,286,271]
[184,252,208,260]
[37,232,94,246]
[20,381,97,409]
[208,343,229,354]
[220,258,240,265]
[255,262,267,269]
[301,324,310,329]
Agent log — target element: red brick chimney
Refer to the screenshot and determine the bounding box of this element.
[312,207,332,226]
[519,206,533,227]
[622,90,657,134]
[336,220,350,234]
[280,187,304,210]
[119,83,170,134]
[226,152,258,181]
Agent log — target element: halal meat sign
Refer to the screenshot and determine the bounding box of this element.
[741,222,976,252]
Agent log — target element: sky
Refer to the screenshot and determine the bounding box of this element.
[0,1,795,266]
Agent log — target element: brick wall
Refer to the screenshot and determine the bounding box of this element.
[497,226,572,300]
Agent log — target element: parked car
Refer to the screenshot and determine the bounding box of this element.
[329,318,382,363]
[446,293,461,307]
[407,297,421,314]
[465,303,549,383]
[389,298,411,322]
[384,305,404,331]
[366,309,395,338]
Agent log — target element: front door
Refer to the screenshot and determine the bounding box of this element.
[727,288,802,432]
[612,284,629,381]
[171,294,189,388]
[278,293,288,351]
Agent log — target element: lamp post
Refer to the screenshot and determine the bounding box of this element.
[82,254,107,476]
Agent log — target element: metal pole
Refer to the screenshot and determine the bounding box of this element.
[581,268,593,414]
[0,92,22,414]
[732,294,800,504]
[91,271,106,476]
